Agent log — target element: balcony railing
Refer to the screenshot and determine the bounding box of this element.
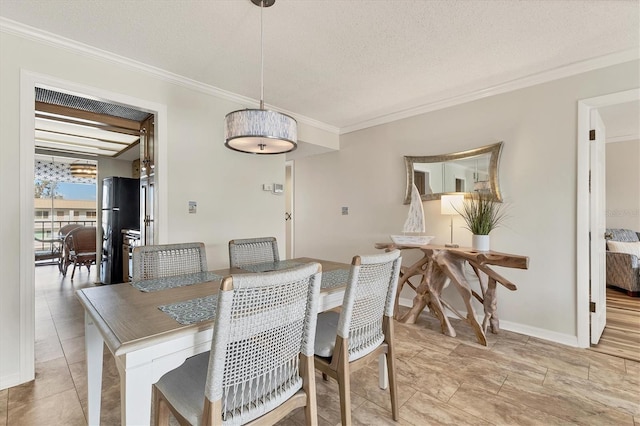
[34,220,97,252]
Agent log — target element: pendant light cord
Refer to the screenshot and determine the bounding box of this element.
[260,1,264,109]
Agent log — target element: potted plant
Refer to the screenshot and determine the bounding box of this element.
[455,193,507,251]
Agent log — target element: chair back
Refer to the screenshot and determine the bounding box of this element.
[58,224,83,238]
[132,242,207,281]
[336,250,401,362]
[228,237,279,268]
[67,227,97,255]
[205,263,321,424]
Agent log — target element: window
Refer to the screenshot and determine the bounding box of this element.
[86,211,97,218]
[57,210,64,217]
[74,211,80,217]
[35,211,49,219]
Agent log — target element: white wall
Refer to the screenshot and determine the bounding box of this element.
[0,31,299,388]
[294,60,640,343]
[606,139,640,230]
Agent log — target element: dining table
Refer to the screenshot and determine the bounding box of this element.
[76,257,378,425]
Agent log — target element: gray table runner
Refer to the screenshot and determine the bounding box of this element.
[159,268,351,325]
[131,271,223,292]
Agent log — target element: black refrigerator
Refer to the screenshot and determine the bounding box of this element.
[100,177,140,284]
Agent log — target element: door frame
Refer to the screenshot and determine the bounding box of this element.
[576,88,639,348]
[285,160,295,259]
[18,70,167,385]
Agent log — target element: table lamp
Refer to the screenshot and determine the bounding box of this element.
[441,194,464,248]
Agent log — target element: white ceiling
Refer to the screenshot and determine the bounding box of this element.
[1,0,638,134]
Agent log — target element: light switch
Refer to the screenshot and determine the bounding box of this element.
[188,201,197,214]
[342,207,348,215]
[263,184,273,191]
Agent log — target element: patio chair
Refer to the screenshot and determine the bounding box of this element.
[64,226,97,279]
[228,237,279,268]
[313,249,402,425]
[58,224,83,273]
[132,242,207,281]
[153,262,322,425]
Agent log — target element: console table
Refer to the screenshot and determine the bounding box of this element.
[375,243,529,346]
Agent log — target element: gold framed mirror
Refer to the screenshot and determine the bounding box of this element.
[403,142,503,204]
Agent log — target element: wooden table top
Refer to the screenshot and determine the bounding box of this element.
[76,257,349,356]
[375,242,529,270]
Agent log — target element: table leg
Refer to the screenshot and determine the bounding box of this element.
[436,252,487,346]
[483,277,500,334]
[119,358,154,425]
[393,255,429,319]
[378,354,388,389]
[85,313,104,426]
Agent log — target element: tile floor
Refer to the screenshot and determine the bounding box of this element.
[1,264,639,425]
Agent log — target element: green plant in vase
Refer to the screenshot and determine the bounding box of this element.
[455,193,507,251]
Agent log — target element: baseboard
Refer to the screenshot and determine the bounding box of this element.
[0,372,21,391]
[397,297,579,347]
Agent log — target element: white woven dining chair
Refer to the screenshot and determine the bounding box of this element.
[313,249,402,426]
[153,262,322,426]
[228,237,279,268]
[132,242,207,281]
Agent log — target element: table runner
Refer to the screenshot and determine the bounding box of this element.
[131,271,224,292]
[240,259,304,272]
[159,268,351,325]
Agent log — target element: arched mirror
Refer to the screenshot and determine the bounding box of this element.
[404,142,503,204]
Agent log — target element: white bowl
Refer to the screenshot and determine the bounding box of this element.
[390,235,434,246]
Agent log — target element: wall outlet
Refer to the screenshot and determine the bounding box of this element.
[262,184,273,191]
[188,201,197,214]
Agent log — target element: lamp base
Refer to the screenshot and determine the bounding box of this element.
[445,243,459,248]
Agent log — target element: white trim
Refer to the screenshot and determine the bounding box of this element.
[19,72,36,387]
[576,88,640,348]
[18,70,168,387]
[2,18,636,138]
[0,373,22,391]
[341,49,639,134]
[606,134,639,144]
[285,160,295,259]
[0,17,339,136]
[397,297,579,347]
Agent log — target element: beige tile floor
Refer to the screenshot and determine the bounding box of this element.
[2,264,639,425]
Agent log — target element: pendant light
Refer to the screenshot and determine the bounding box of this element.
[70,162,97,178]
[224,0,297,154]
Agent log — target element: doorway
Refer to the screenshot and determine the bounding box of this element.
[576,88,640,348]
[18,71,167,385]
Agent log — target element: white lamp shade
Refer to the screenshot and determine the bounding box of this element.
[441,194,464,215]
[224,109,297,154]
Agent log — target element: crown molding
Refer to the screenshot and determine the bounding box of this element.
[606,134,640,144]
[340,49,640,135]
[0,17,340,135]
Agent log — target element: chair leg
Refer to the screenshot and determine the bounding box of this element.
[301,355,318,426]
[384,317,399,420]
[337,362,352,426]
[386,347,399,420]
[153,387,171,426]
[71,262,77,279]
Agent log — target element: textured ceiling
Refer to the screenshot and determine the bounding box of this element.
[1,0,638,132]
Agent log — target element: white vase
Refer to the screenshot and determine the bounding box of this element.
[472,234,490,251]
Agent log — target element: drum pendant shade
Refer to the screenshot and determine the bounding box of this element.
[224,109,297,154]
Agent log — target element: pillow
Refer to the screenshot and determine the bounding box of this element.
[607,240,640,258]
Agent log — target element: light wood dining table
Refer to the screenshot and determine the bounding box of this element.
[76,257,369,425]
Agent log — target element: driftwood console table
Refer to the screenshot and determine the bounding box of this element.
[375,243,529,346]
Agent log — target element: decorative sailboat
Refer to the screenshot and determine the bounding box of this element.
[391,184,434,246]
